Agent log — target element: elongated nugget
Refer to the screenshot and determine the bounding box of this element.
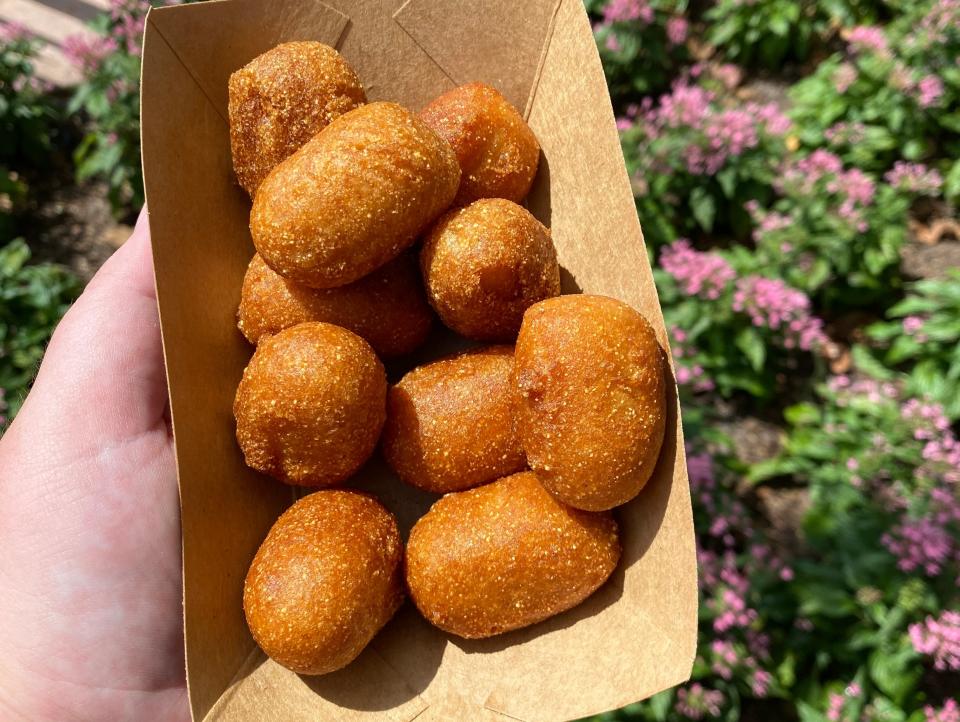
[381,346,525,494]
[229,42,366,197]
[406,472,620,638]
[237,253,433,357]
[420,82,540,206]
[421,198,560,341]
[234,322,386,486]
[244,490,403,675]
[251,102,460,289]
[514,295,666,511]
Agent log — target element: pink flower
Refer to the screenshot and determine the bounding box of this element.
[62,33,119,73]
[605,33,622,52]
[886,162,944,195]
[916,75,945,108]
[666,16,688,45]
[660,240,735,300]
[883,516,954,576]
[675,683,725,719]
[910,611,960,671]
[615,116,632,131]
[602,0,654,24]
[0,20,32,43]
[732,276,827,350]
[847,25,889,55]
[925,699,960,722]
[834,63,857,93]
[902,315,926,335]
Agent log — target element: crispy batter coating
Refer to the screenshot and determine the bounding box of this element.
[420,82,540,206]
[420,198,560,341]
[234,322,386,486]
[243,490,403,675]
[406,472,620,638]
[237,252,433,357]
[251,102,461,289]
[514,295,666,511]
[228,42,366,197]
[381,346,525,494]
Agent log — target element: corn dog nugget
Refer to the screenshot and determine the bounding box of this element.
[420,82,540,205]
[406,472,620,638]
[234,322,386,486]
[251,102,460,289]
[515,295,666,511]
[238,253,433,357]
[229,42,366,197]
[421,198,560,341]
[244,490,403,675]
[382,346,525,494]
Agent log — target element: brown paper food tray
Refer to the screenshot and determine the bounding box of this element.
[139,0,698,719]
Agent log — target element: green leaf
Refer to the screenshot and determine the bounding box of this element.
[735,326,766,372]
[690,187,717,232]
[868,648,921,704]
[785,402,820,426]
[647,689,673,721]
[798,701,829,722]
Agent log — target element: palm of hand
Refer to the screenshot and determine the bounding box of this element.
[0,217,189,721]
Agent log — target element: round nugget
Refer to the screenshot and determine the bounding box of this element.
[382,346,524,494]
[244,490,403,675]
[237,252,433,357]
[420,198,560,341]
[419,82,540,206]
[514,295,666,511]
[251,102,460,289]
[234,322,386,486]
[406,471,620,638]
[229,42,366,197]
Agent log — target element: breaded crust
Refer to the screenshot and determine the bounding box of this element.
[420,82,540,206]
[514,295,666,511]
[250,102,460,289]
[243,490,403,675]
[405,471,620,638]
[237,252,433,357]
[229,41,366,197]
[234,322,386,486]
[381,345,525,493]
[420,198,560,341]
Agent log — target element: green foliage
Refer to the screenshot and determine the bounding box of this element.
[0,240,81,429]
[789,4,960,193]
[867,270,960,417]
[0,31,57,168]
[587,0,691,100]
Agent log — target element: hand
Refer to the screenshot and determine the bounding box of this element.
[0,212,189,721]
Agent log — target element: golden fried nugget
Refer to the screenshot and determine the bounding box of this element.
[420,198,560,341]
[234,322,386,486]
[514,295,666,511]
[244,490,403,675]
[229,42,366,197]
[251,102,460,289]
[237,252,433,357]
[420,82,540,206]
[381,346,525,494]
[406,472,620,638]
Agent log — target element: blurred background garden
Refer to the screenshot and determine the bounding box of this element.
[1,0,958,720]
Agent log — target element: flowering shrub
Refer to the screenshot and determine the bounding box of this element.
[789,2,960,196]
[705,0,892,68]
[657,240,826,400]
[586,0,690,100]
[622,75,791,246]
[0,22,56,169]
[0,240,81,430]
[0,22,58,242]
[746,150,924,311]
[64,0,185,213]
[866,270,960,418]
